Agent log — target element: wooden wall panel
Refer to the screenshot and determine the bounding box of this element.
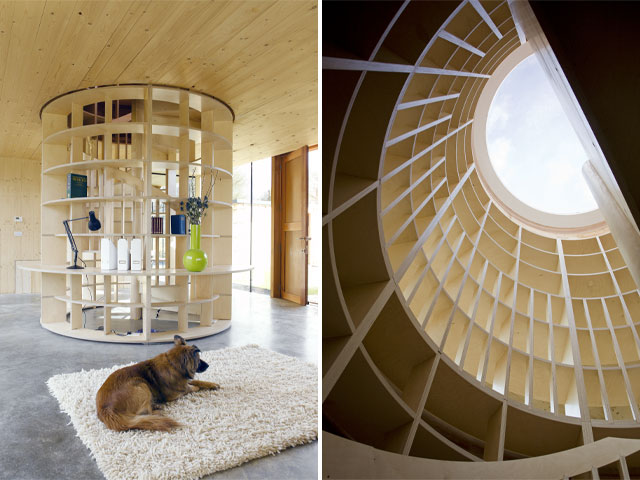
[0,157,41,293]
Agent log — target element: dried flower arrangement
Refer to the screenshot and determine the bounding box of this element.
[179,169,219,225]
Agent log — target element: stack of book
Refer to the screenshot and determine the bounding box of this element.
[151,217,164,234]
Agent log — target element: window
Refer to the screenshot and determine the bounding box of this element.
[308,148,320,304]
[232,158,272,293]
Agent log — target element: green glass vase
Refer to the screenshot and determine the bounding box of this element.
[183,224,208,272]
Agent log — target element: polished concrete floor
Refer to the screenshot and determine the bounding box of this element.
[0,290,318,480]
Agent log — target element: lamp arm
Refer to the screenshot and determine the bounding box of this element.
[62,213,100,269]
[67,215,89,223]
[63,220,79,265]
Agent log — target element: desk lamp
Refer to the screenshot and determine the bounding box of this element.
[63,211,101,269]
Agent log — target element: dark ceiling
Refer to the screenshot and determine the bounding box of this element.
[530,1,640,229]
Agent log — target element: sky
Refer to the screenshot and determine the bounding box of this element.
[486,55,598,215]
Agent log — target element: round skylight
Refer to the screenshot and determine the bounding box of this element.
[486,54,598,215]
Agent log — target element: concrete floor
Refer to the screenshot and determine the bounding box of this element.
[0,290,318,480]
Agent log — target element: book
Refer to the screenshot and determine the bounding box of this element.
[171,214,186,234]
[152,217,164,234]
[67,173,87,198]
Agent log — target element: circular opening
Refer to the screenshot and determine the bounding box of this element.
[472,43,604,234]
[486,54,597,215]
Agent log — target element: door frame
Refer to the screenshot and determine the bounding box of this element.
[271,145,309,305]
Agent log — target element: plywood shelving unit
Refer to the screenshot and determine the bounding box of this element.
[324,0,640,476]
[29,84,250,343]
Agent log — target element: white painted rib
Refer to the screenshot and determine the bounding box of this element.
[405,216,458,305]
[470,0,503,39]
[507,0,527,45]
[323,57,413,73]
[382,156,446,217]
[396,163,475,280]
[323,57,490,78]
[439,30,486,57]
[386,114,452,147]
[415,65,490,78]
[322,180,378,226]
[386,177,447,248]
[398,93,460,110]
[382,120,473,184]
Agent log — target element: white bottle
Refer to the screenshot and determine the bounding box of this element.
[100,238,117,270]
[130,238,143,271]
[168,170,178,197]
[117,238,130,271]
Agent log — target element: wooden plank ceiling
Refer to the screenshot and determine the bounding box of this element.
[0,0,318,165]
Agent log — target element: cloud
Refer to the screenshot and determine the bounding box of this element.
[485,54,597,215]
[487,97,510,132]
[548,159,575,187]
[487,136,511,170]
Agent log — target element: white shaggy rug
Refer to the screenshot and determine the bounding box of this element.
[47,345,317,480]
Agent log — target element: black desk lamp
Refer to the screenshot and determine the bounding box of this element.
[63,211,101,269]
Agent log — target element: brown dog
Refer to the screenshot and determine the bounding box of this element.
[96,335,219,432]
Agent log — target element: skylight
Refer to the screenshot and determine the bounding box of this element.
[486,54,598,215]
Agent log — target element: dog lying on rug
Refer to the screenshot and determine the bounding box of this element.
[96,335,219,432]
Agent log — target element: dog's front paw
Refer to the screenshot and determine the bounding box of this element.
[200,381,220,390]
[189,380,220,391]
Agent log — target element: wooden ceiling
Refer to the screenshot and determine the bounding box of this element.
[0,0,318,165]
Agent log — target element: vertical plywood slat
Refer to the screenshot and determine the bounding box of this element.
[176,89,191,331]
[70,274,82,329]
[197,109,215,325]
[104,275,112,334]
[41,273,65,324]
[212,111,233,320]
[142,86,153,341]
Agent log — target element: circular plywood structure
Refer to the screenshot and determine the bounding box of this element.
[324,0,640,472]
[39,84,239,343]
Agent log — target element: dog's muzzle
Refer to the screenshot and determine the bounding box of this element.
[197,359,209,373]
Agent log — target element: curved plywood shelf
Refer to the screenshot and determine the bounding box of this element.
[41,85,147,116]
[41,320,231,344]
[54,296,144,308]
[48,233,222,238]
[20,264,252,276]
[40,84,233,120]
[44,159,145,174]
[44,122,145,145]
[50,294,225,310]
[43,159,232,178]
[323,0,640,473]
[150,85,234,119]
[151,125,231,149]
[324,432,640,479]
[150,162,232,177]
[150,295,220,307]
[42,197,231,208]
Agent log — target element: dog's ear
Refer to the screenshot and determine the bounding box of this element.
[173,335,186,346]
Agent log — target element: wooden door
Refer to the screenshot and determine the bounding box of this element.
[272,146,309,305]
